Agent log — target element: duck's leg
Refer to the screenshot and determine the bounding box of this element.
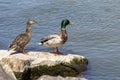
[22,47,27,54]
[51,48,55,53]
[56,48,63,55]
[52,48,59,56]
[17,48,22,53]
[51,48,58,56]
[56,48,59,53]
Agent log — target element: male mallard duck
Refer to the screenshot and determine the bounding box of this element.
[39,19,73,55]
[8,19,37,54]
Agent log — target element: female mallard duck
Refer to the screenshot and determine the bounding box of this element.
[8,19,37,54]
[39,19,73,55]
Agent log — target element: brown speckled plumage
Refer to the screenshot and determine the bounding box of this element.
[8,19,37,54]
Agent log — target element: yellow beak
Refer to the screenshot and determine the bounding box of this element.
[69,21,74,25]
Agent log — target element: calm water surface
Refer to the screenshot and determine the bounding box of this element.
[0,0,120,80]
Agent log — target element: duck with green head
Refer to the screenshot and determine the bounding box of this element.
[39,19,73,55]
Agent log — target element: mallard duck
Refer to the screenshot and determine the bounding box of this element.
[39,19,73,55]
[8,19,37,54]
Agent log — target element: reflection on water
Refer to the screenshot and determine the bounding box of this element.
[0,0,120,80]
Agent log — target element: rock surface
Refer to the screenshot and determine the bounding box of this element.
[0,64,17,80]
[38,75,88,80]
[0,50,88,80]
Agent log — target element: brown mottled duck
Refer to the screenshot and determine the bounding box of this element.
[8,19,37,54]
[39,19,73,55]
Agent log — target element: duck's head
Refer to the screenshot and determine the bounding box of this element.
[27,19,37,25]
[61,19,73,30]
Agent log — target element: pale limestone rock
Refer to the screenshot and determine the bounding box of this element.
[0,50,87,72]
[38,75,88,80]
[0,50,88,80]
[0,63,17,80]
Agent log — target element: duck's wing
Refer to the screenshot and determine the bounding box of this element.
[8,33,30,50]
[40,33,62,45]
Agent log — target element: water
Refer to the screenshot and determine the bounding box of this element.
[0,0,120,80]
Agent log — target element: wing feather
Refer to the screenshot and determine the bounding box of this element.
[40,33,62,47]
[8,33,31,50]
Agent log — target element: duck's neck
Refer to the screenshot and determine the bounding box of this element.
[26,23,31,33]
[61,28,67,35]
[61,26,67,42]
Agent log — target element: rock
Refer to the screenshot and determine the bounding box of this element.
[0,50,88,80]
[0,63,17,80]
[38,75,88,80]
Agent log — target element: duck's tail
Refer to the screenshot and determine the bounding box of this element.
[38,38,47,45]
[8,44,18,51]
[38,42,42,45]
